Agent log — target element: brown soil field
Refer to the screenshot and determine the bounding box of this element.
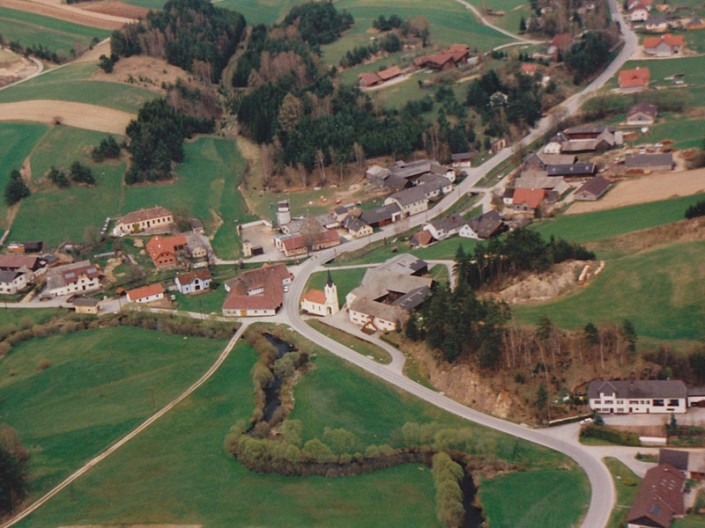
[0,53,39,87]
[567,169,705,215]
[588,216,705,255]
[0,100,134,134]
[0,0,132,30]
[77,1,149,19]
[91,55,193,92]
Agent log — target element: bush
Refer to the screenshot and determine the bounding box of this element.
[580,424,640,446]
[92,136,121,162]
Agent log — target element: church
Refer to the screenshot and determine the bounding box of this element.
[300,272,339,316]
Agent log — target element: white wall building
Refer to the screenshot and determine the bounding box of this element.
[300,272,339,316]
[588,380,688,414]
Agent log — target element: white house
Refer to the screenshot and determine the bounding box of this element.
[628,4,650,22]
[113,206,174,237]
[175,269,212,295]
[348,297,407,332]
[423,213,465,241]
[222,263,291,317]
[0,271,28,295]
[459,210,504,240]
[588,380,688,414]
[300,272,339,316]
[45,261,101,297]
[126,283,165,304]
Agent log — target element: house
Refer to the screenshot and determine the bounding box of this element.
[491,138,507,154]
[514,175,570,195]
[587,379,688,414]
[625,153,674,172]
[44,261,101,297]
[659,449,705,480]
[6,241,43,254]
[348,297,410,332]
[643,34,685,57]
[627,464,685,528]
[685,17,705,30]
[543,134,567,154]
[563,124,616,140]
[175,269,212,295]
[546,33,574,57]
[502,188,514,206]
[72,297,100,314]
[627,102,658,125]
[342,216,373,239]
[459,210,505,240]
[619,67,650,92]
[273,229,340,257]
[410,229,434,248]
[300,271,339,316]
[385,187,429,217]
[512,188,546,212]
[628,3,650,22]
[451,152,472,168]
[0,271,28,295]
[184,231,212,265]
[112,206,174,237]
[0,254,45,276]
[574,176,612,201]
[146,235,187,268]
[359,203,402,228]
[424,213,465,241]
[645,15,669,32]
[126,283,165,304]
[415,44,470,70]
[222,263,291,317]
[189,218,204,234]
[520,63,538,75]
[546,162,596,178]
[358,65,403,88]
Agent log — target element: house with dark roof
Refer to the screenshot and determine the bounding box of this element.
[627,464,685,528]
[175,269,212,295]
[547,162,596,178]
[423,213,465,241]
[222,263,291,317]
[385,177,453,217]
[342,216,373,238]
[588,380,688,414]
[574,176,611,201]
[359,203,402,228]
[0,270,29,295]
[645,15,669,32]
[625,153,674,173]
[659,449,705,480]
[459,210,505,240]
[627,102,658,125]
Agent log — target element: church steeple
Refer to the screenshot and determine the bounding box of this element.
[323,271,339,315]
[326,270,334,287]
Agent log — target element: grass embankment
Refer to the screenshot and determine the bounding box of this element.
[604,457,641,528]
[0,7,109,59]
[306,319,392,364]
[0,308,59,326]
[0,62,156,113]
[0,326,227,498]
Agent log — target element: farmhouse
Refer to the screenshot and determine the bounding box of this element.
[146,235,187,268]
[0,271,28,295]
[222,263,291,317]
[625,152,674,172]
[359,203,402,228]
[175,269,212,295]
[628,3,650,22]
[619,67,650,92]
[423,213,465,241]
[512,188,546,212]
[574,176,612,201]
[0,254,45,276]
[410,229,434,248]
[126,283,165,304]
[367,159,454,188]
[342,216,373,238]
[459,210,505,240]
[546,162,596,178]
[273,229,340,257]
[627,102,658,125]
[643,34,685,57]
[113,206,174,237]
[514,175,570,194]
[300,272,339,316]
[414,44,470,70]
[358,65,402,88]
[644,15,669,32]
[451,152,472,168]
[384,177,453,217]
[587,379,688,414]
[45,261,102,297]
[627,464,684,528]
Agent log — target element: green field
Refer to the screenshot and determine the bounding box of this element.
[0,326,227,498]
[605,458,641,528]
[515,240,705,342]
[478,469,589,528]
[632,113,705,150]
[305,267,367,306]
[676,516,705,527]
[0,122,49,228]
[307,319,392,364]
[0,308,59,327]
[173,286,227,315]
[0,7,109,59]
[614,56,705,106]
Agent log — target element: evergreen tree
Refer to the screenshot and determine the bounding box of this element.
[4,170,30,206]
[622,319,637,354]
[519,16,527,33]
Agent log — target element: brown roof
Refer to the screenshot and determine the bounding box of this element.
[512,188,546,209]
[628,101,658,119]
[521,63,538,74]
[117,206,172,226]
[223,263,289,312]
[303,289,326,304]
[359,72,381,87]
[411,229,434,247]
[176,269,212,286]
[628,464,685,528]
[415,44,469,68]
[282,230,339,252]
[378,65,402,81]
[551,33,574,49]
[146,235,187,262]
[126,283,164,301]
[0,254,40,270]
[61,263,101,284]
[576,176,611,198]
[644,33,685,49]
[619,67,650,88]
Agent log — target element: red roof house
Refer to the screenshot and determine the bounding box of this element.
[643,34,685,56]
[222,263,291,317]
[619,67,650,91]
[146,235,187,268]
[512,188,546,210]
[520,63,538,75]
[415,44,470,70]
[126,283,165,304]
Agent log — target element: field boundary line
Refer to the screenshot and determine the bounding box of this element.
[0,321,250,528]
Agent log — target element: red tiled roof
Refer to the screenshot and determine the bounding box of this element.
[126,283,164,301]
[0,254,39,269]
[619,67,650,88]
[359,72,380,87]
[146,235,187,263]
[521,63,538,74]
[551,33,574,49]
[378,65,402,81]
[513,188,546,209]
[176,269,212,286]
[282,230,340,252]
[412,229,434,247]
[303,289,326,304]
[643,33,685,49]
[222,263,289,312]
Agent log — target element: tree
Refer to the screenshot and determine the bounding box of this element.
[405,314,420,341]
[70,161,96,185]
[4,170,30,206]
[0,425,27,515]
[622,319,637,355]
[48,166,69,188]
[519,16,527,33]
[536,383,548,413]
[92,135,121,162]
[278,93,304,133]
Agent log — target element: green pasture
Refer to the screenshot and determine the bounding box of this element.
[514,240,705,342]
[173,286,227,315]
[0,308,59,327]
[306,267,367,306]
[0,62,157,113]
[675,516,705,527]
[478,469,589,528]
[605,458,641,528]
[631,113,705,150]
[0,122,49,227]
[307,319,392,364]
[0,326,226,498]
[0,7,109,59]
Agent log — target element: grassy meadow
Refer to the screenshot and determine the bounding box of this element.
[0,326,227,498]
[0,7,109,59]
[604,458,641,528]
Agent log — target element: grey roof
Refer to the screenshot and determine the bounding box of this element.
[72,297,100,307]
[563,124,615,136]
[538,153,577,166]
[429,213,465,233]
[451,152,472,161]
[588,380,687,400]
[378,254,428,276]
[646,15,667,24]
[0,270,22,283]
[688,387,705,397]
[391,285,431,310]
[576,176,611,198]
[465,210,504,239]
[625,153,674,169]
[342,215,369,233]
[628,101,658,118]
[389,186,430,207]
[360,203,401,225]
[349,297,408,324]
[515,175,565,190]
[547,162,596,177]
[659,449,689,471]
[390,159,445,180]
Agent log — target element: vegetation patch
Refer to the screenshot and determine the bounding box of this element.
[605,457,641,528]
[307,319,392,364]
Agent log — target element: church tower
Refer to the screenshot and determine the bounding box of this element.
[324,271,339,315]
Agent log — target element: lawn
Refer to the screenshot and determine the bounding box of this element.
[676,517,705,527]
[0,7,109,59]
[305,267,367,307]
[514,240,705,342]
[632,113,705,150]
[173,286,227,315]
[0,65,157,113]
[478,469,589,528]
[0,326,227,498]
[0,308,59,327]
[307,319,392,364]
[604,457,641,528]
[0,122,49,228]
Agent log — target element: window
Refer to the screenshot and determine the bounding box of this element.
[629,400,639,405]
[668,399,680,406]
[594,400,601,405]
[653,399,664,407]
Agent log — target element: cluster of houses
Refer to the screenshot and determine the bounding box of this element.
[411,210,505,248]
[359,44,473,89]
[627,0,705,34]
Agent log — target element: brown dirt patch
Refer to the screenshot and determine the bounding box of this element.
[0,52,39,87]
[77,1,149,19]
[489,260,589,305]
[0,0,133,30]
[0,100,134,134]
[567,169,705,215]
[91,55,193,93]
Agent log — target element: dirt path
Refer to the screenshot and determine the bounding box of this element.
[0,100,134,134]
[0,0,136,30]
[0,322,250,528]
[567,169,705,214]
